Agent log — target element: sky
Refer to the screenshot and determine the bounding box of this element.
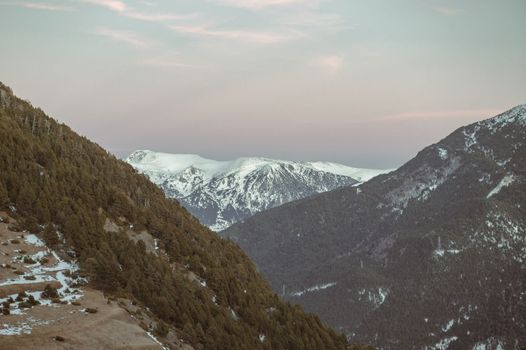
[0,0,525,168]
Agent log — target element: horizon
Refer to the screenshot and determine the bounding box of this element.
[1,0,525,168]
[114,101,522,168]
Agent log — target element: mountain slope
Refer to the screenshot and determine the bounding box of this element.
[126,151,390,231]
[0,82,353,350]
[224,105,526,349]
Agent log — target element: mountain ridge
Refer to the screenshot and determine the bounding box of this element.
[224,104,526,349]
[126,150,391,231]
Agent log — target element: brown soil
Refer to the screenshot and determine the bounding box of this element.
[0,288,163,349]
[0,215,186,350]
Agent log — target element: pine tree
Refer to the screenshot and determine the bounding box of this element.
[43,224,59,246]
[154,320,169,338]
[0,181,8,207]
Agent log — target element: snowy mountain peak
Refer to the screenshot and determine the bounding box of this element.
[479,103,526,130]
[126,150,392,231]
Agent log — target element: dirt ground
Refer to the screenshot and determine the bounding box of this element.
[0,289,163,350]
[0,214,183,350]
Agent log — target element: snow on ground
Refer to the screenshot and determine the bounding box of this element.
[146,331,170,350]
[437,147,448,160]
[127,150,393,183]
[127,150,393,231]
[24,234,45,247]
[486,174,515,199]
[441,319,454,332]
[472,211,525,263]
[479,104,526,131]
[290,282,337,297]
[463,127,480,151]
[434,247,462,258]
[426,336,458,350]
[0,273,56,287]
[0,230,85,335]
[0,320,35,336]
[357,287,389,307]
[471,338,505,350]
[309,162,393,182]
[386,156,461,211]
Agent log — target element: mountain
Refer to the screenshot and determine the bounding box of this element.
[0,82,356,350]
[126,151,390,231]
[224,105,526,349]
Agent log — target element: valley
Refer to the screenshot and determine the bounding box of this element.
[2,1,524,348]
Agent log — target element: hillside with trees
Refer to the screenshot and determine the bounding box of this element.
[0,82,359,350]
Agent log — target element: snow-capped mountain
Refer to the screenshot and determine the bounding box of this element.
[126,151,391,231]
[224,104,526,349]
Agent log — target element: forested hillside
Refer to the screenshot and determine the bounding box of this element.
[0,82,356,350]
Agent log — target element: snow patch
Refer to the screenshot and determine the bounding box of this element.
[472,338,505,350]
[486,174,515,199]
[290,282,337,297]
[471,211,525,263]
[426,336,458,350]
[441,319,454,332]
[0,236,85,325]
[478,104,526,131]
[357,287,389,307]
[146,331,170,350]
[0,317,54,336]
[386,157,461,211]
[437,148,448,160]
[463,127,480,151]
[24,234,45,247]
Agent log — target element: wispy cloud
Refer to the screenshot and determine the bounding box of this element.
[124,11,198,22]
[169,24,305,44]
[433,6,462,16]
[93,27,152,48]
[83,0,126,12]
[314,55,344,74]
[213,0,323,10]
[278,11,350,32]
[82,0,197,22]
[2,1,74,11]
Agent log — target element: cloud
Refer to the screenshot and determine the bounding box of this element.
[1,1,73,11]
[83,0,197,22]
[83,0,126,12]
[314,55,344,74]
[213,0,323,10]
[93,27,152,48]
[124,11,198,22]
[433,6,462,16]
[169,24,305,44]
[278,12,350,32]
